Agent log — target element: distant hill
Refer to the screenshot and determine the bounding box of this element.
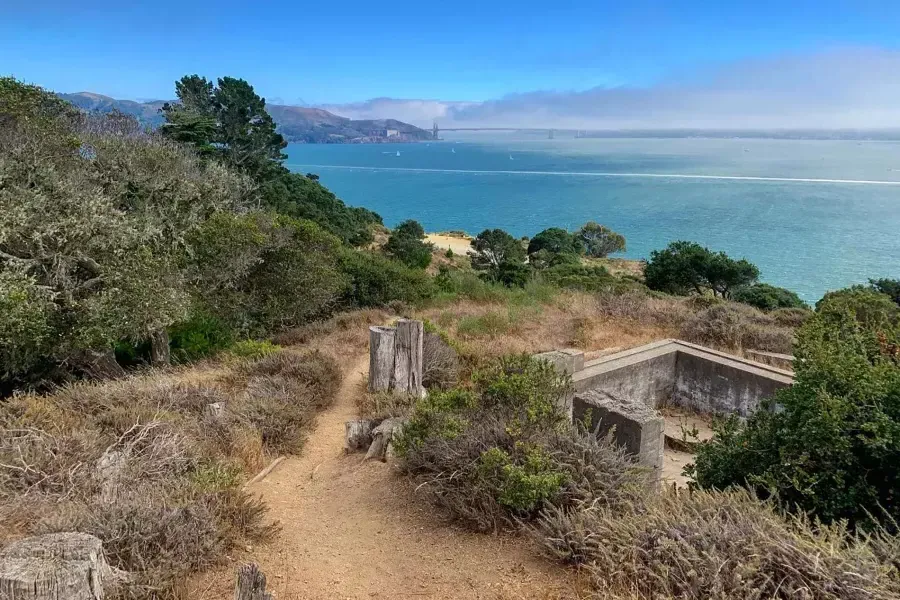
[57,92,431,143]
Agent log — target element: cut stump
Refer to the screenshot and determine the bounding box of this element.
[0,533,119,600]
[234,563,272,600]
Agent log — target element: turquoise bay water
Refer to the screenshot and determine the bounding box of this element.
[285,134,900,301]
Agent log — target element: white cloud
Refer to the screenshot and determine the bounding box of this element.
[315,48,900,129]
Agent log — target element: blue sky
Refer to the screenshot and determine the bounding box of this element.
[2,0,899,105]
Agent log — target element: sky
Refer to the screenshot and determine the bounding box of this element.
[3,0,900,129]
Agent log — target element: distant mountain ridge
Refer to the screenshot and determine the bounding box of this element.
[57,92,431,143]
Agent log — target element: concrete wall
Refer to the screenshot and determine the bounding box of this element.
[570,340,793,418]
[672,347,792,417]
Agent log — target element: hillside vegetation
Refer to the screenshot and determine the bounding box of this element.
[3,74,900,599]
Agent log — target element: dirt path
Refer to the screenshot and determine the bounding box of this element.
[191,353,581,599]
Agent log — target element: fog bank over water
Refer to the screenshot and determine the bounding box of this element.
[320,49,900,130]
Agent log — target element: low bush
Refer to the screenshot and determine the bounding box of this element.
[732,282,807,311]
[542,263,613,292]
[533,489,900,599]
[770,306,814,327]
[168,311,235,362]
[339,249,435,308]
[396,355,648,532]
[422,332,459,390]
[680,302,795,353]
[228,339,280,359]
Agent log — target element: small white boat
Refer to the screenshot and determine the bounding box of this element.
[396,151,400,157]
[509,154,514,160]
[451,147,456,153]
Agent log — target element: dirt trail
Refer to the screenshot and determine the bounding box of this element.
[192,353,580,599]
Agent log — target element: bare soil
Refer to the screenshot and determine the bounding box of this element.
[187,353,583,599]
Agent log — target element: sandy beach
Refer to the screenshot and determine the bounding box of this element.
[426,233,473,255]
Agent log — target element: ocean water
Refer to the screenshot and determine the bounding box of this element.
[285,134,900,301]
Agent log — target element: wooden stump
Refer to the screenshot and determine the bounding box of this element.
[0,533,118,600]
[392,319,424,398]
[95,449,126,504]
[364,417,406,462]
[345,419,374,452]
[368,326,395,392]
[234,563,272,600]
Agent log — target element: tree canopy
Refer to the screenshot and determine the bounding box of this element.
[576,222,626,258]
[383,220,433,269]
[644,241,759,298]
[731,283,806,311]
[161,75,286,180]
[469,229,526,279]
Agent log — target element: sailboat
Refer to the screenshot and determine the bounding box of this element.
[396,151,400,157]
[451,147,456,153]
[509,154,514,160]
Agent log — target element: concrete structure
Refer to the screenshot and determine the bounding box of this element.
[536,339,794,481]
[573,390,665,475]
[572,339,793,418]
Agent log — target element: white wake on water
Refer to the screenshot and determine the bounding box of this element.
[286,164,900,186]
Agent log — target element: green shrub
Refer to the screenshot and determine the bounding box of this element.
[228,339,280,359]
[692,287,900,528]
[339,249,435,308]
[383,219,433,269]
[0,269,56,378]
[732,282,807,310]
[542,263,612,291]
[645,240,759,297]
[168,311,235,362]
[477,445,565,512]
[871,278,900,306]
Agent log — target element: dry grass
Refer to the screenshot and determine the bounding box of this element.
[0,347,343,599]
[533,489,900,600]
[271,308,391,361]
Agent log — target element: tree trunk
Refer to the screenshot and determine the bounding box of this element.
[0,533,119,600]
[149,328,170,366]
[392,319,424,398]
[234,563,272,600]
[368,326,395,392]
[73,349,126,380]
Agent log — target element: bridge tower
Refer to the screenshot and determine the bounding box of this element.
[432,122,439,140]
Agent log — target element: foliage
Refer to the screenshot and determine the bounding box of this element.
[542,263,612,291]
[383,219,433,269]
[0,269,56,376]
[527,228,583,268]
[0,78,251,378]
[187,212,347,336]
[692,287,900,527]
[469,228,526,281]
[732,282,807,311]
[533,489,900,599]
[575,221,626,258]
[228,339,280,359]
[679,302,795,353]
[871,278,900,306]
[397,355,647,531]
[644,240,759,298]
[259,171,381,246]
[161,75,286,180]
[168,311,235,363]
[338,249,435,308]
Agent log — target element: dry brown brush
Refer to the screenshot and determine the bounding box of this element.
[532,489,900,600]
[0,348,341,599]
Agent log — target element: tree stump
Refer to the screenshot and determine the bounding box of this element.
[148,328,170,366]
[364,417,406,462]
[368,326,395,392]
[0,533,118,600]
[392,319,424,398]
[345,419,374,452]
[234,563,272,600]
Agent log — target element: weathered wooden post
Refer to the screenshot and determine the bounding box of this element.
[368,326,395,392]
[0,533,119,600]
[391,319,424,398]
[234,563,272,600]
[367,319,424,397]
